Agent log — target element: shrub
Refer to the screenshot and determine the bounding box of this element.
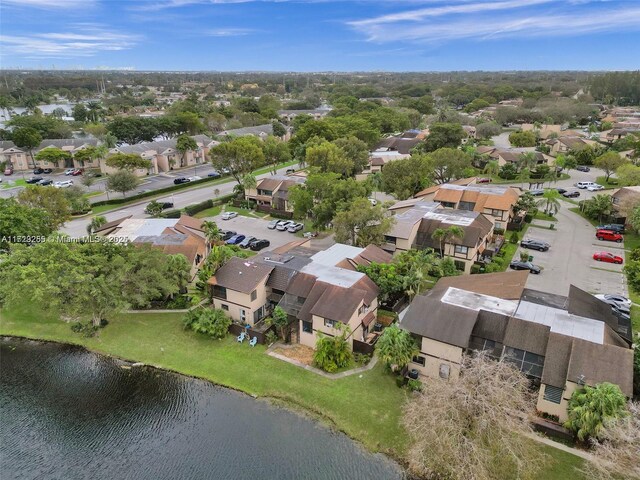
[313,326,353,373]
[162,209,183,218]
[265,330,278,345]
[183,307,231,339]
[565,382,627,441]
[493,227,505,235]
[396,375,407,388]
[354,353,371,366]
[509,231,519,244]
[70,320,99,337]
[407,379,423,392]
[184,199,214,216]
[470,264,483,274]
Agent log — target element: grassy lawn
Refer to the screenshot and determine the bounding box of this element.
[595,176,620,189]
[0,178,27,189]
[194,205,222,218]
[224,205,268,218]
[497,224,530,271]
[534,211,558,222]
[0,308,588,478]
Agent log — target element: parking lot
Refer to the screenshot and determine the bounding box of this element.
[520,205,627,297]
[212,214,302,251]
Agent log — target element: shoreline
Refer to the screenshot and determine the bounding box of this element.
[0,333,412,474]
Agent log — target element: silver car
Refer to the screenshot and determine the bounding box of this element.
[287,222,303,233]
[276,221,293,231]
[267,219,279,229]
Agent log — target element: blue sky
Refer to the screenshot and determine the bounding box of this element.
[1,0,639,71]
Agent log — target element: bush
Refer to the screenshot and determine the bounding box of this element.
[494,227,505,235]
[470,264,483,274]
[70,320,99,337]
[184,199,214,216]
[165,295,192,309]
[162,209,182,218]
[183,307,231,339]
[509,231,520,244]
[407,379,423,392]
[313,327,353,373]
[265,330,278,345]
[354,353,371,366]
[524,213,533,223]
[396,375,407,388]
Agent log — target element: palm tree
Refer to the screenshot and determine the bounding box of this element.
[403,264,426,300]
[432,228,447,256]
[483,160,500,177]
[202,220,221,248]
[432,226,464,257]
[242,174,257,208]
[518,152,538,172]
[564,383,627,441]
[445,225,464,249]
[536,189,562,216]
[86,101,104,123]
[375,324,419,372]
[86,215,107,235]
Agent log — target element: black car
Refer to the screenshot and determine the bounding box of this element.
[576,165,591,172]
[555,188,567,194]
[42,168,53,174]
[37,179,53,186]
[520,239,550,251]
[249,239,270,251]
[33,168,44,174]
[26,176,43,184]
[161,202,174,210]
[509,261,541,274]
[529,189,544,196]
[173,177,190,185]
[562,190,580,198]
[286,168,295,174]
[597,223,625,234]
[207,171,221,178]
[220,230,236,241]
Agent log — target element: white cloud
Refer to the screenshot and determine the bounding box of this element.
[0,25,140,59]
[205,27,260,36]
[349,1,640,43]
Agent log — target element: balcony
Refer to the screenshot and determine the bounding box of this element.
[277,293,305,318]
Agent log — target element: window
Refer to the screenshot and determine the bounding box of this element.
[543,385,563,404]
[459,201,475,211]
[469,336,496,355]
[384,235,396,245]
[358,304,368,315]
[441,201,456,208]
[454,260,466,271]
[491,209,503,218]
[250,290,257,301]
[302,321,313,333]
[240,309,246,322]
[221,304,229,311]
[454,245,468,256]
[503,347,544,379]
[412,355,426,366]
[495,222,502,230]
[439,363,450,379]
[212,285,227,300]
[297,296,306,304]
[324,319,337,329]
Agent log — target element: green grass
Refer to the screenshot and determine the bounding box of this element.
[497,224,530,270]
[225,205,267,218]
[595,176,620,189]
[623,231,640,331]
[568,207,599,227]
[0,307,587,478]
[194,206,222,218]
[0,178,27,189]
[534,211,558,222]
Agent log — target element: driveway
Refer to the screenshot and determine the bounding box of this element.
[520,204,627,297]
[211,214,301,251]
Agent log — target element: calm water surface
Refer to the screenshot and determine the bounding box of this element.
[0,338,403,480]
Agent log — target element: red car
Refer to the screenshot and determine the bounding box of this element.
[476,177,492,183]
[593,252,623,264]
[71,169,83,176]
[596,229,623,243]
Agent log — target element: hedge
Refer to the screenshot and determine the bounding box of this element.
[91,175,226,207]
[184,199,213,216]
[162,193,235,219]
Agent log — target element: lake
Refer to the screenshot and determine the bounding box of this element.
[0,338,403,480]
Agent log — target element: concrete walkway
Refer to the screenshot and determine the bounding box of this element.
[525,432,594,461]
[266,343,379,379]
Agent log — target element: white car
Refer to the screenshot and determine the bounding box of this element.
[368,198,378,206]
[587,184,604,192]
[594,294,631,310]
[276,220,293,231]
[187,176,202,182]
[53,180,73,188]
[575,181,596,189]
[267,219,279,229]
[64,169,75,176]
[287,222,303,233]
[221,212,238,220]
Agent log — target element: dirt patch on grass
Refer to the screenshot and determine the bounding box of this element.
[272,344,315,366]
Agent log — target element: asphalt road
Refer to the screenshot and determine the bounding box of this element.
[60,163,299,237]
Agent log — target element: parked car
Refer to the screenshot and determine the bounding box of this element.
[207,171,221,178]
[611,308,631,323]
[529,189,544,196]
[64,168,75,176]
[594,293,631,310]
[26,176,43,184]
[70,169,83,176]
[520,239,550,251]
[267,219,279,229]
[187,176,202,182]
[53,180,73,188]
[239,236,256,249]
[42,168,53,174]
[173,177,189,185]
[303,231,318,238]
[368,198,378,206]
[597,223,625,234]
[476,177,492,183]
[225,234,245,245]
[4,167,13,175]
[587,184,604,192]
[576,165,591,172]
[37,179,53,186]
[596,229,623,243]
[562,190,580,198]
[161,201,174,209]
[554,188,567,194]
[285,168,295,174]
[249,239,270,251]
[33,168,44,174]
[220,230,236,241]
[276,220,293,231]
[221,211,238,220]
[575,181,597,189]
[509,261,541,274]
[287,222,304,233]
[593,252,624,264]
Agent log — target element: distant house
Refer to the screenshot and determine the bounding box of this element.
[521,123,565,140]
[218,123,290,141]
[495,150,553,168]
[400,272,633,422]
[383,200,496,273]
[1,138,100,171]
[611,186,640,221]
[277,108,332,122]
[244,172,307,215]
[94,215,207,280]
[545,136,595,156]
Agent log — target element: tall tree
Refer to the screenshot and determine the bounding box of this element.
[210,136,264,186]
[536,189,562,216]
[333,136,370,176]
[381,155,432,200]
[12,127,42,169]
[419,122,466,152]
[426,148,472,184]
[34,147,71,168]
[175,134,198,168]
[106,170,139,197]
[0,198,52,250]
[202,220,221,247]
[333,197,395,246]
[376,324,418,372]
[262,136,291,175]
[105,153,151,171]
[16,186,70,231]
[595,152,627,182]
[306,140,353,177]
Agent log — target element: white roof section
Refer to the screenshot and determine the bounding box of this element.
[514,301,605,344]
[301,262,364,288]
[107,218,179,241]
[440,183,511,196]
[423,209,477,227]
[441,287,519,316]
[310,243,364,267]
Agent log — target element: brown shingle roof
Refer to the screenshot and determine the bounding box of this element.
[541,333,573,388]
[284,272,317,298]
[94,215,133,234]
[271,239,311,254]
[256,177,283,192]
[177,215,204,232]
[309,285,367,323]
[472,310,510,342]
[208,257,273,294]
[503,317,550,356]
[432,271,528,300]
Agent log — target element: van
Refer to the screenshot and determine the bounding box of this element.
[575,181,596,189]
